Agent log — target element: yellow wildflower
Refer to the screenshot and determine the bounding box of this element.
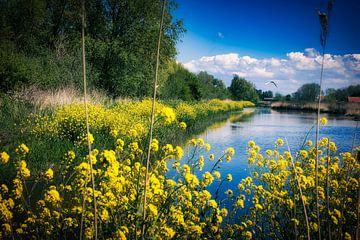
[0,151,10,164]
[44,168,54,180]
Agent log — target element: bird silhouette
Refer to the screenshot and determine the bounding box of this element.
[265,81,278,88]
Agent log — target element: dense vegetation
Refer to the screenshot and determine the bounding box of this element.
[0,0,233,101]
[0,103,358,239]
[0,0,359,239]
[0,0,184,98]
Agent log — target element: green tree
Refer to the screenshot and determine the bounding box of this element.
[0,0,185,97]
[228,75,259,102]
[197,71,229,99]
[292,83,321,102]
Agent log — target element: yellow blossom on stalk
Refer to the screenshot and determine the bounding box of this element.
[300,150,308,158]
[197,138,205,147]
[19,160,30,178]
[189,225,203,236]
[225,189,233,196]
[244,231,252,239]
[189,138,197,146]
[248,140,255,147]
[179,122,187,130]
[172,161,180,169]
[213,171,221,179]
[85,227,94,239]
[128,129,137,138]
[116,139,125,147]
[159,107,176,125]
[16,143,29,155]
[204,143,211,152]
[150,139,159,152]
[227,174,233,182]
[45,187,61,203]
[344,232,352,240]
[162,144,173,155]
[148,203,158,216]
[202,172,214,186]
[185,173,199,188]
[116,229,126,240]
[209,154,215,161]
[208,199,217,208]
[0,151,10,164]
[2,223,12,235]
[129,142,139,152]
[225,147,235,157]
[307,140,313,146]
[182,164,190,173]
[255,203,263,210]
[275,138,284,146]
[173,146,184,160]
[221,208,228,217]
[331,215,338,225]
[236,198,245,208]
[1,184,9,193]
[319,117,328,126]
[100,209,109,221]
[110,129,118,138]
[161,226,176,238]
[310,222,318,232]
[85,133,94,144]
[291,218,300,226]
[266,149,273,156]
[44,168,54,180]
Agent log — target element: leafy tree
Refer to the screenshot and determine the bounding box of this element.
[292,83,321,102]
[160,63,199,101]
[0,0,185,97]
[325,84,360,103]
[228,75,259,102]
[197,71,229,99]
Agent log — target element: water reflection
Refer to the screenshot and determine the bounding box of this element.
[181,108,359,201]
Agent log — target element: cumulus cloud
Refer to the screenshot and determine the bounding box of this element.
[182,48,360,94]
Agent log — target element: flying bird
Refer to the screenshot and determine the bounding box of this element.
[265,81,278,88]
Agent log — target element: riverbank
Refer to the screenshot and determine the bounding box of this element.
[270,101,360,116]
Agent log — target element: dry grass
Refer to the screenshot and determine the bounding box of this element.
[12,85,110,110]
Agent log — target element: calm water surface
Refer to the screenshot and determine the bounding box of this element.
[176,108,360,200]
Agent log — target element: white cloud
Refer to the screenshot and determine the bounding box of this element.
[182,48,360,94]
[217,32,224,39]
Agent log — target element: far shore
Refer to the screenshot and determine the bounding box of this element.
[269,101,360,116]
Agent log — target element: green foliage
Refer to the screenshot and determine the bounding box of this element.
[257,89,274,100]
[292,83,320,102]
[325,84,360,103]
[0,0,185,97]
[228,75,259,103]
[160,63,229,101]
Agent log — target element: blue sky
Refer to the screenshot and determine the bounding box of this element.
[174,0,360,94]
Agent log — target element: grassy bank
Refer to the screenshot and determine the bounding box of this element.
[0,91,254,172]
[0,90,359,240]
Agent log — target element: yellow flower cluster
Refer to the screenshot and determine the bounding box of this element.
[26,100,254,145]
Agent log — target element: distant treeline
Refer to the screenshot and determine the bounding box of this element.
[257,83,360,103]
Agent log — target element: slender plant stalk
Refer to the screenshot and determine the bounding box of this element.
[351,121,358,154]
[353,121,359,239]
[315,43,326,240]
[79,1,98,239]
[141,0,166,238]
[326,138,331,240]
[285,138,310,240]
